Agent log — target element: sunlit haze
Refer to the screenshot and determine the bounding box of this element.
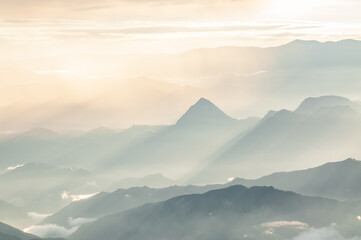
[0,0,361,132]
[1,2,361,240]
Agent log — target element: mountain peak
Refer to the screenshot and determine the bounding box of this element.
[343,157,358,162]
[283,39,321,48]
[324,158,360,167]
[197,97,212,104]
[20,127,63,139]
[191,97,215,108]
[295,96,354,114]
[176,98,236,126]
[283,39,361,47]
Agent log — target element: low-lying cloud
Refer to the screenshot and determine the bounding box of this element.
[24,224,78,238]
[27,212,51,221]
[68,217,97,227]
[7,164,24,170]
[261,221,309,229]
[293,228,361,240]
[24,217,97,238]
[61,191,99,202]
[259,220,310,236]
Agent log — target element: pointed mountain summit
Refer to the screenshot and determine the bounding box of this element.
[176,98,237,126]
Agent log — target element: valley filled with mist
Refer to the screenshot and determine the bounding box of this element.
[2,0,361,239]
[2,89,361,239]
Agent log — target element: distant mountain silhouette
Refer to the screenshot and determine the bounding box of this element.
[295,96,361,114]
[192,96,361,183]
[0,97,256,180]
[232,158,361,200]
[0,200,30,229]
[101,98,258,177]
[20,128,63,140]
[0,221,65,240]
[3,39,361,133]
[42,183,232,227]
[176,98,238,126]
[129,39,361,75]
[0,222,38,240]
[107,173,176,190]
[0,125,165,171]
[44,159,361,229]
[1,163,89,179]
[0,163,99,213]
[69,185,361,240]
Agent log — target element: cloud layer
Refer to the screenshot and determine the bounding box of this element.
[24,224,78,238]
[24,217,97,238]
[293,228,361,240]
[1,0,361,58]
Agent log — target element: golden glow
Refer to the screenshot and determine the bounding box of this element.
[1,0,361,132]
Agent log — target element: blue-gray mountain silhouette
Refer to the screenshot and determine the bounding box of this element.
[193,96,361,183]
[232,158,361,200]
[69,185,361,240]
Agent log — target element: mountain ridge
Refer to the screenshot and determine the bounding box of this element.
[69,184,361,240]
[231,158,361,200]
[191,95,361,182]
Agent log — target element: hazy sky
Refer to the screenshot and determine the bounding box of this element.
[1,0,361,58]
[1,0,361,132]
